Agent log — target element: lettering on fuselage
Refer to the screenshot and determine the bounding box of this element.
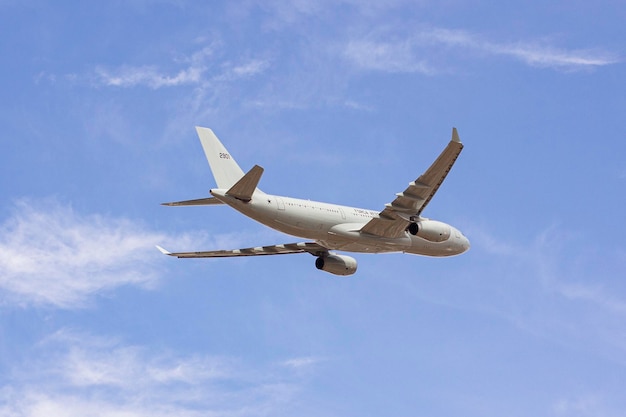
[353,208,377,218]
[219,152,231,159]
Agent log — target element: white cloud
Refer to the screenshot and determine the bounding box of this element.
[426,28,620,69]
[92,43,269,90]
[0,199,167,308]
[280,356,324,370]
[0,198,302,309]
[43,330,234,390]
[232,59,270,78]
[92,42,218,89]
[0,329,314,417]
[344,27,619,73]
[492,43,618,68]
[96,65,205,88]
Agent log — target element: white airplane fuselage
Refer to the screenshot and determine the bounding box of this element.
[210,189,470,256]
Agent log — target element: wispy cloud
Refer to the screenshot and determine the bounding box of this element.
[457,223,626,362]
[44,330,234,390]
[426,28,620,69]
[552,394,614,417]
[0,199,193,309]
[344,27,620,73]
[92,44,269,90]
[1,329,317,417]
[280,356,324,370]
[95,65,205,88]
[394,219,626,370]
[558,282,626,314]
[0,198,302,309]
[344,39,435,74]
[231,59,270,78]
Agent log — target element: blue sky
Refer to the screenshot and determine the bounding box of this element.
[1,1,625,416]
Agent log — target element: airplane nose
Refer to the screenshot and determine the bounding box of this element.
[449,228,470,255]
[457,232,470,253]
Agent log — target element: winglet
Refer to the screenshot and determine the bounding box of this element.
[451,127,461,144]
[225,164,264,202]
[156,245,173,256]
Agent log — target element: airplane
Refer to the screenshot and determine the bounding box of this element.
[157,127,470,276]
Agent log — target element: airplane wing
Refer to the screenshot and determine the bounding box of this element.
[360,128,464,239]
[156,242,329,258]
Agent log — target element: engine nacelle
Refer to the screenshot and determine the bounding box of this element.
[407,220,451,242]
[315,254,357,276]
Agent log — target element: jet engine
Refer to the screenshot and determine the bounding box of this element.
[407,220,451,242]
[315,254,357,276]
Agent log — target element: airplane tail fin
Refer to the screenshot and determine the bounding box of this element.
[196,127,247,189]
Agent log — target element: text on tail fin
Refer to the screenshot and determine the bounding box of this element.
[196,127,245,189]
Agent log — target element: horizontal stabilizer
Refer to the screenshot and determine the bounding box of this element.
[161,197,225,206]
[226,165,264,202]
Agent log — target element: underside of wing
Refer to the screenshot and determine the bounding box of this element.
[361,128,464,238]
[156,242,329,258]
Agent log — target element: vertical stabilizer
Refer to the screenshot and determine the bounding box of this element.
[196,127,245,189]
